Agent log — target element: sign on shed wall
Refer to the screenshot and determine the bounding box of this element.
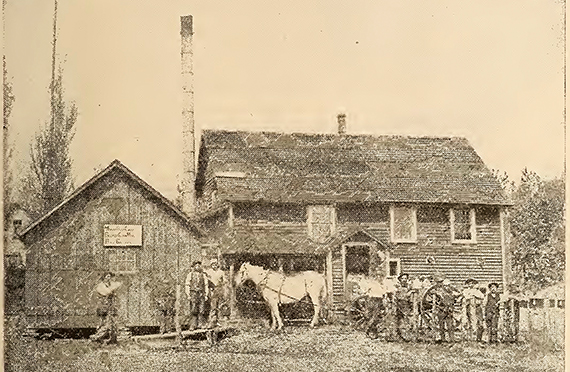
[103,224,142,246]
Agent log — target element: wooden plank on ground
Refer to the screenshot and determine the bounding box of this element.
[131,326,234,341]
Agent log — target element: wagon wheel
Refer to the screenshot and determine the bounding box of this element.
[348,295,370,331]
[393,300,417,342]
[419,285,461,341]
[419,287,441,338]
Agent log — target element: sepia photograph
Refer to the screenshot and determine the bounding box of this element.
[2,1,565,371]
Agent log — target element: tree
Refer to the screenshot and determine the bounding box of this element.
[3,55,16,223]
[21,67,77,219]
[21,0,78,219]
[508,169,565,293]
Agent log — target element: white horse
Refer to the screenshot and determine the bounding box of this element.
[237,262,327,330]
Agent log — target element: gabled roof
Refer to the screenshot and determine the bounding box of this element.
[196,130,511,205]
[19,160,205,239]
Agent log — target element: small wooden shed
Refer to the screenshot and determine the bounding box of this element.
[20,160,204,330]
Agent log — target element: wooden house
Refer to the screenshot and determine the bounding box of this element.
[19,160,204,330]
[193,127,511,316]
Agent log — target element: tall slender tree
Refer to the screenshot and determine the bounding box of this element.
[3,56,16,223]
[3,0,16,224]
[21,0,78,219]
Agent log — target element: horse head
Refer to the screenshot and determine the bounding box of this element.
[237,262,251,285]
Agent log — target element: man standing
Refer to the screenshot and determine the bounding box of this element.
[150,275,176,334]
[185,261,208,330]
[393,273,413,341]
[90,272,122,344]
[462,278,485,342]
[432,273,459,343]
[204,258,226,328]
[485,282,501,343]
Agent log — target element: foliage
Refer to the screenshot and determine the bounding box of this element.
[3,55,16,224]
[507,168,565,293]
[21,66,77,219]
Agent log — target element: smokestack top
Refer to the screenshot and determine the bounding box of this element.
[337,113,347,135]
[181,15,193,53]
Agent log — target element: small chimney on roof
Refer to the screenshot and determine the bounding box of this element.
[337,113,347,135]
[180,15,195,216]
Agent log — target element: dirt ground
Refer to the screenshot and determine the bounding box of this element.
[4,317,564,372]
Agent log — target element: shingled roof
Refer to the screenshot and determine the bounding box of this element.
[217,225,392,255]
[196,130,510,205]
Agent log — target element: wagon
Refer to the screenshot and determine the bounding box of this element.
[348,277,463,341]
[417,283,464,341]
[346,276,399,339]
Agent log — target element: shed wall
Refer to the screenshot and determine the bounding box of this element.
[25,173,200,329]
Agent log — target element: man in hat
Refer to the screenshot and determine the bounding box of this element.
[431,272,460,342]
[485,282,501,343]
[392,273,413,340]
[204,258,227,328]
[462,278,485,341]
[185,261,209,330]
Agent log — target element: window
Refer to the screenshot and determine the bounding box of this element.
[390,206,417,243]
[12,219,22,235]
[450,207,476,243]
[307,205,336,243]
[387,258,401,278]
[108,249,137,272]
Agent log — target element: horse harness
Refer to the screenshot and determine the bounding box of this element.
[256,270,315,307]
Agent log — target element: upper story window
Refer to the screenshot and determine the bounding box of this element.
[307,205,336,243]
[450,207,476,243]
[390,206,417,243]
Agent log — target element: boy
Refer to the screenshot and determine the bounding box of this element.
[485,282,501,343]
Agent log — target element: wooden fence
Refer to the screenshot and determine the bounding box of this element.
[500,297,564,347]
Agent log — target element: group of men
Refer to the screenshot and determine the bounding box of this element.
[461,278,502,343]
[184,258,227,330]
[90,258,227,344]
[392,272,502,343]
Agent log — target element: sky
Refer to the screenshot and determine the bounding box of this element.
[3,0,565,200]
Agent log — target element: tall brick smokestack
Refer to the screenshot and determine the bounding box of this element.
[180,15,195,215]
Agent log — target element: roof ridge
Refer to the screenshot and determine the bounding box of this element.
[19,159,205,238]
[201,128,468,141]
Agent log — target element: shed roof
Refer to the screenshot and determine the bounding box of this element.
[196,130,510,205]
[218,226,391,255]
[19,159,205,239]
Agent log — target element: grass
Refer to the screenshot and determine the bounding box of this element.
[4,317,564,372]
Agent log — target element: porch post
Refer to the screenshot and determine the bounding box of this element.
[326,250,333,312]
[229,262,238,320]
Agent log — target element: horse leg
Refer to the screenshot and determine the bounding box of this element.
[270,301,283,331]
[310,297,320,327]
[270,307,278,330]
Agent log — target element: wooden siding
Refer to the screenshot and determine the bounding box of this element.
[25,173,201,329]
[330,245,345,313]
[220,202,503,289]
[361,206,503,288]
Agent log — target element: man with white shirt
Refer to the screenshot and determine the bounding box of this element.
[462,278,485,342]
[204,258,226,328]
